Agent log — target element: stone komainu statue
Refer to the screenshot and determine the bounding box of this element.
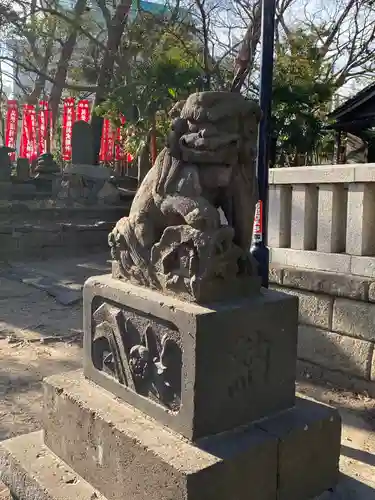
[109,91,262,303]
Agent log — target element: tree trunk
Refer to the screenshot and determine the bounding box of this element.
[231,1,262,93]
[49,0,88,130]
[150,116,157,164]
[137,133,152,185]
[91,0,132,165]
[27,19,57,105]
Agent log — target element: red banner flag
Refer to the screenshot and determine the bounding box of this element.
[38,100,50,155]
[114,116,133,163]
[62,98,75,161]
[99,118,115,162]
[5,100,18,161]
[76,99,91,122]
[19,104,37,162]
[115,116,125,161]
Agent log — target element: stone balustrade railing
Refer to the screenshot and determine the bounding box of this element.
[268,163,375,277]
[268,164,375,396]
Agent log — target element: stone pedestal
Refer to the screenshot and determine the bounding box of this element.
[83,276,297,440]
[0,275,342,500]
[58,164,120,205]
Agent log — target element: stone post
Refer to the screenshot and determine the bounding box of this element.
[268,185,292,248]
[346,183,375,255]
[291,184,318,250]
[317,184,347,253]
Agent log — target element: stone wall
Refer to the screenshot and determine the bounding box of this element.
[270,265,375,396]
[0,222,115,261]
[0,205,129,262]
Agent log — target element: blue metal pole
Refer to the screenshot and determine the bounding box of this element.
[250,0,277,288]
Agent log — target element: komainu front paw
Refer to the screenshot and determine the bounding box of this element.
[185,206,220,230]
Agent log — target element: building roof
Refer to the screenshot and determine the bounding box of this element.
[328,82,375,124]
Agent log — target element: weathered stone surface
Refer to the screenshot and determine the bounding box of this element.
[63,164,111,180]
[297,325,373,379]
[316,184,346,253]
[270,247,352,274]
[0,147,13,181]
[332,298,375,341]
[269,265,283,284]
[35,153,60,175]
[109,91,262,303]
[270,164,355,185]
[84,275,298,440]
[0,222,115,261]
[282,266,368,301]
[291,184,318,250]
[15,158,30,181]
[268,185,291,248]
[43,371,278,500]
[367,281,375,302]
[346,183,375,256]
[71,121,94,165]
[271,285,332,329]
[350,256,375,278]
[0,431,106,500]
[371,351,375,381]
[257,397,341,500]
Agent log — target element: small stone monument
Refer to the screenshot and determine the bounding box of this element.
[0,93,342,500]
[34,152,60,176]
[71,120,94,165]
[33,153,60,196]
[16,158,30,181]
[57,121,119,204]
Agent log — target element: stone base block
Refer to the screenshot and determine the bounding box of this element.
[43,371,278,500]
[0,371,341,500]
[83,275,299,440]
[258,397,341,500]
[38,371,341,500]
[0,431,106,500]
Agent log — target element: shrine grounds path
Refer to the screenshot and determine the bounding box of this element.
[0,253,374,499]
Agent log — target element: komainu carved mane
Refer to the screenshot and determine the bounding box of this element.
[109,91,261,303]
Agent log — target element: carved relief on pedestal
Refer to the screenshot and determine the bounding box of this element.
[91,301,182,412]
